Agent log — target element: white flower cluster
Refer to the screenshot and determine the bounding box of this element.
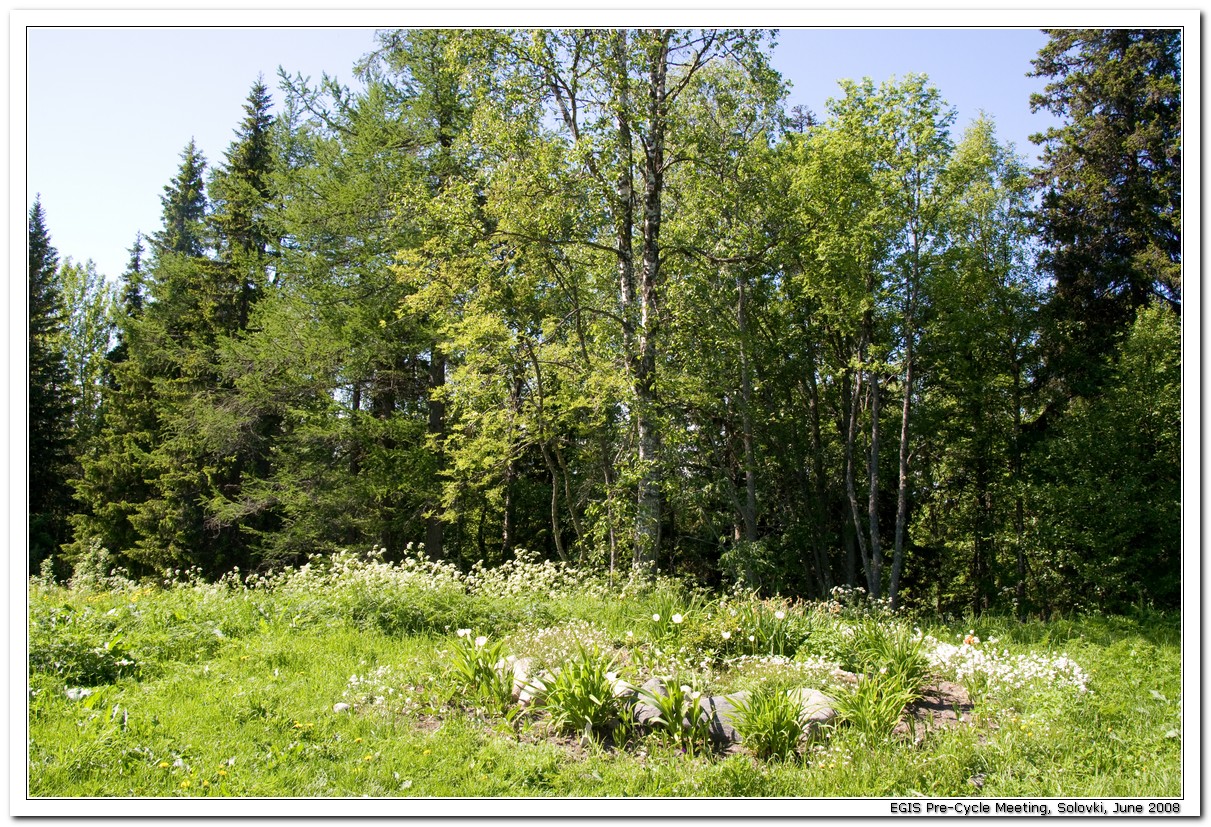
[926,636,1091,696]
[507,619,617,669]
[464,550,587,599]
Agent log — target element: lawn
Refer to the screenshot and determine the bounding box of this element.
[25,549,1182,801]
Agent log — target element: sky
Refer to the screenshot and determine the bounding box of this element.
[26,25,1063,281]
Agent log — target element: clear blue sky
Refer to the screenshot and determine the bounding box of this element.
[26,26,1060,281]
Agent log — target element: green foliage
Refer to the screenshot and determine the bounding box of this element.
[832,671,919,741]
[845,618,932,694]
[539,645,620,737]
[448,631,513,714]
[636,678,713,755]
[732,685,809,761]
[28,199,75,572]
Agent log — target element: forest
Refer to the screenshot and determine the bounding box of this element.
[29,27,1181,616]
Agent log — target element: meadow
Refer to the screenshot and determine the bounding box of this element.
[27,548,1181,799]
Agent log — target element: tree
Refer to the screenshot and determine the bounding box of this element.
[28,198,74,571]
[56,258,116,448]
[1029,28,1181,399]
[150,139,209,259]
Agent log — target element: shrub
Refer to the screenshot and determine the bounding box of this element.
[832,671,918,740]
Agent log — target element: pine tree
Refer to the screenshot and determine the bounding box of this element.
[28,198,74,572]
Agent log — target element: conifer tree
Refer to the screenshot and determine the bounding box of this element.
[28,198,73,571]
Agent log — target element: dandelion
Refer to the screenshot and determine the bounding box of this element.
[180,780,191,789]
[158,762,170,769]
[774,610,786,621]
[217,770,227,777]
[671,613,683,625]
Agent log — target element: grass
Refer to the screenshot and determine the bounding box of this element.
[25,550,1183,798]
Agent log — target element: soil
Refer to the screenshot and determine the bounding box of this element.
[894,681,973,739]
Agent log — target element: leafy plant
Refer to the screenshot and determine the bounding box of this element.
[540,645,620,738]
[448,630,512,714]
[847,618,931,695]
[832,671,919,740]
[732,685,810,761]
[637,677,713,755]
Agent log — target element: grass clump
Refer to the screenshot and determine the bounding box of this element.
[539,645,620,739]
[732,685,810,761]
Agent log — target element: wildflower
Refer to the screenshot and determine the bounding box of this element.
[774,610,786,621]
[721,630,731,640]
[180,780,191,789]
[158,762,170,769]
[652,614,661,622]
[671,613,683,625]
[217,770,227,777]
[456,629,472,638]
[475,635,488,648]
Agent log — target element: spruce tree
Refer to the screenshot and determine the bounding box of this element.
[1029,28,1181,399]
[28,198,73,572]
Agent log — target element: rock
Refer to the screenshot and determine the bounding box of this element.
[830,668,859,685]
[786,687,837,741]
[610,677,636,702]
[699,692,748,746]
[508,657,535,702]
[65,687,93,702]
[632,677,669,727]
[518,668,553,707]
[333,702,352,713]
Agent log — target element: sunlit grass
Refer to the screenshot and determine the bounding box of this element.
[26,553,1181,798]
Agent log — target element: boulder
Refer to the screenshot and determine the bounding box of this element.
[332,702,352,713]
[632,677,669,727]
[518,667,554,707]
[786,687,837,741]
[506,657,535,702]
[699,691,749,746]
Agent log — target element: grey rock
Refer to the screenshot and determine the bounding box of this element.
[632,677,669,727]
[332,702,352,713]
[787,687,837,742]
[65,687,93,702]
[699,692,749,746]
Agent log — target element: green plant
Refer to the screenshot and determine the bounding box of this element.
[637,677,713,755]
[732,685,809,761]
[847,618,931,695]
[832,671,919,740]
[540,645,620,738]
[448,630,513,714]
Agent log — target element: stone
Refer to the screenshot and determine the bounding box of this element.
[332,702,352,713]
[632,677,669,727]
[507,657,535,702]
[65,687,93,702]
[699,691,749,746]
[786,687,837,741]
[518,667,553,707]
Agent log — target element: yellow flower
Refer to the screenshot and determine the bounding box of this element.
[180,780,191,789]
[217,770,228,777]
[363,754,375,762]
[423,749,431,756]
[158,762,170,769]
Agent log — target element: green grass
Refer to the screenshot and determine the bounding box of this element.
[26,555,1183,798]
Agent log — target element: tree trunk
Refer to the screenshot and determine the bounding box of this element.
[890,319,914,609]
[867,371,883,598]
[632,32,670,571]
[425,348,445,561]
